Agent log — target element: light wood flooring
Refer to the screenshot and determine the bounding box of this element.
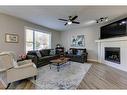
[78,63,127,89]
[1,63,127,89]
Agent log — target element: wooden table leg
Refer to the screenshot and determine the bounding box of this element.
[57,63,60,72]
[6,83,11,89]
[49,63,51,69]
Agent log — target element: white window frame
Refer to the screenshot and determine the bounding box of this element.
[24,26,51,53]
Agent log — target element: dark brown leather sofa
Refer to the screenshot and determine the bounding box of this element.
[65,48,88,63]
[27,49,59,68]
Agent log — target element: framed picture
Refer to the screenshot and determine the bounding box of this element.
[5,33,19,43]
[71,35,85,47]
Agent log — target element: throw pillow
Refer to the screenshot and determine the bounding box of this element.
[68,49,72,54]
[40,50,50,56]
[36,51,42,58]
[73,49,77,55]
[77,50,83,55]
[44,50,50,56]
[80,50,83,54]
[50,50,55,55]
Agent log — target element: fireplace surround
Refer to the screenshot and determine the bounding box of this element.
[105,47,120,64]
[95,36,127,72]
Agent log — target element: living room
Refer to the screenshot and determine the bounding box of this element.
[0,6,127,91]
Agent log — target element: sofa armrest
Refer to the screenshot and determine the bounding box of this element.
[27,55,36,59]
[15,62,36,69]
[26,55,38,64]
[6,63,38,83]
[81,52,88,62]
[81,52,88,56]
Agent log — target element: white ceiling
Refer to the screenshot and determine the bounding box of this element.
[0,6,127,31]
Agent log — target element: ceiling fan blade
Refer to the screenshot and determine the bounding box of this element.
[65,23,67,26]
[72,21,80,24]
[58,19,68,21]
[71,16,78,21]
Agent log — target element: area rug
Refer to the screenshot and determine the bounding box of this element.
[31,61,91,89]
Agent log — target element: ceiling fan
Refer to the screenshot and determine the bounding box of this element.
[58,16,80,26]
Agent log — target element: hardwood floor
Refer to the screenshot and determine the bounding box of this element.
[1,62,127,89]
[78,63,127,89]
[9,79,35,89]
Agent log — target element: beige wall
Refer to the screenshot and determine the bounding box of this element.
[61,26,100,61]
[0,13,61,57]
[0,13,100,61]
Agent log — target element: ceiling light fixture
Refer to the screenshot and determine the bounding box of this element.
[119,21,126,25]
[96,17,108,24]
[67,21,72,25]
[121,21,126,24]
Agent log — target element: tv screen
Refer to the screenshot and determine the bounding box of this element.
[100,18,127,39]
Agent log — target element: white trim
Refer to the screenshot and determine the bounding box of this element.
[96,36,127,72]
[49,32,52,49]
[87,59,99,63]
[24,26,51,34]
[24,27,27,53]
[95,36,127,43]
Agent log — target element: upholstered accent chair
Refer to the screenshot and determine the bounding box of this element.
[0,51,38,88]
[0,52,14,88]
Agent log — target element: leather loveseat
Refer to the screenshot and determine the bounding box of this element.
[65,48,88,63]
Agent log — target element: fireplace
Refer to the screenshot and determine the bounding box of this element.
[105,47,120,64]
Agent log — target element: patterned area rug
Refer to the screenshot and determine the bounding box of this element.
[31,61,91,89]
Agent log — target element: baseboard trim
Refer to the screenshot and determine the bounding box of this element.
[87,59,100,64]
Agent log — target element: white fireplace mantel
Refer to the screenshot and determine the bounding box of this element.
[95,36,127,43]
[95,36,127,72]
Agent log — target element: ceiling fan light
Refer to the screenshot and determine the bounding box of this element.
[105,17,109,22]
[96,17,109,24]
[68,21,72,25]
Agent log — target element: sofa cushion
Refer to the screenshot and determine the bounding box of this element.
[38,56,53,61]
[77,50,83,55]
[70,48,86,54]
[27,51,37,56]
[40,49,50,56]
[50,49,55,55]
[68,49,72,54]
[41,56,52,59]
[36,50,42,58]
[72,49,77,55]
[17,60,32,66]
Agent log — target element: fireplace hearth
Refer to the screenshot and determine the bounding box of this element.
[105,47,120,64]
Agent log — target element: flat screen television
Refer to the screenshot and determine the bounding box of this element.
[100,18,127,39]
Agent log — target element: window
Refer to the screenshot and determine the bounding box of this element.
[25,28,51,52]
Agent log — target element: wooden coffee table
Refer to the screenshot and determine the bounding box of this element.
[50,57,70,72]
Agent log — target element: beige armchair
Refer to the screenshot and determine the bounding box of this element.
[0,51,38,88]
[0,52,14,88]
